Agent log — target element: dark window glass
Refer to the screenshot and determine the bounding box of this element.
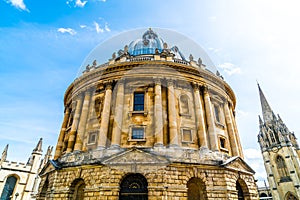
[220,138,226,149]
[132,128,144,139]
[134,93,144,111]
[0,176,17,200]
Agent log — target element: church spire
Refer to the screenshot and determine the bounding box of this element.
[258,84,274,123]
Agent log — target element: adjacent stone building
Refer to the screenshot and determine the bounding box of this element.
[258,84,300,199]
[0,138,52,200]
[38,28,258,199]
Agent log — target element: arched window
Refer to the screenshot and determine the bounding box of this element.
[119,173,148,200]
[0,176,18,200]
[276,155,291,182]
[69,179,85,200]
[236,179,250,200]
[187,178,207,200]
[286,192,298,200]
[179,95,189,115]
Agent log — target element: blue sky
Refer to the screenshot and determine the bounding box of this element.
[1,0,300,187]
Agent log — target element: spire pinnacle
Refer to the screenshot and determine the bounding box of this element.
[258,83,274,123]
[1,144,8,162]
[33,138,43,153]
[259,115,263,126]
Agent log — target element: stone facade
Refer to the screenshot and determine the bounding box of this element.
[38,28,258,199]
[0,139,52,200]
[258,85,300,200]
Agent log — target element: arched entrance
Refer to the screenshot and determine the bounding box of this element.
[236,179,250,200]
[119,173,148,200]
[236,181,244,200]
[187,177,207,200]
[69,178,85,200]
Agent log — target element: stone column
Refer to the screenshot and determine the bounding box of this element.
[97,83,113,149]
[224,101,239,156]
[111,80,125,148]
[167,79,179,146]
[54,107,70,159]
[154,78,164,146]
[193,83,208,147]
[66,94,84,153]
[74,89,92,151]
[203,87,218,151]
[230,106,244,158]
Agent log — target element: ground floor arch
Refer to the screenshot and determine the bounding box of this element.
[119,173,148,200]
[187,177,207,200]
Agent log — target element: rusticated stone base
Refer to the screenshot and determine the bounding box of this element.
[37,162,258,200]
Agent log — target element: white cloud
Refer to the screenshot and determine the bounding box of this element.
[80,25,87,29]
[75,0,87,7]
[104,23,111,32]
[218,62,241,76]
[57,28,77,35]
[94,22,104,33]
[5,0,29,11]
[244,148,262,160]
[236,109,249,118]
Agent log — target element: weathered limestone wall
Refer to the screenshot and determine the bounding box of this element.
[38,163,258,200]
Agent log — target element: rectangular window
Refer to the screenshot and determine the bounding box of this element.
[134,93,144,111]
[88,132,97,144]
[182,129,192,142]
[132,128,145,140]
[214,104,220,123]
[220,137,226,149]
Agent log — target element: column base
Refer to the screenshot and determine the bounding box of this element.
[110,144,120,149]
[97,146,106,150]
[154,143,164,147]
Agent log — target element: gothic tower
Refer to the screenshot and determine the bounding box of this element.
[258,84,300,199]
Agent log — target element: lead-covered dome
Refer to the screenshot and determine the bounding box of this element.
[128,28,165,56]
[78,28,216,76]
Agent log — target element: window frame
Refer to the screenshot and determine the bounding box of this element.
[87,131,98,145]
[129,126,146,141]
[181,128,193,143]
[133,92,145,111]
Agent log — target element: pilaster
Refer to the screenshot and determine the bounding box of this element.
[67,93,84,153]
[97,83,113,149]
[74,89,93,151]
[154,78,164,146]
[192,83,208,148]
[202,86,218,151]
[111,79,125,148]
[167,79,179,147]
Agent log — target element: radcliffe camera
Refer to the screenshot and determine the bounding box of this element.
[1,2,300,200]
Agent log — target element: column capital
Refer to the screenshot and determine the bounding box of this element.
[117,78,125,85]
[166,79,174,87]
[201,85,209,94]
[154,77,162,85]
[105,82,113,90]
[192,82,200,90]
